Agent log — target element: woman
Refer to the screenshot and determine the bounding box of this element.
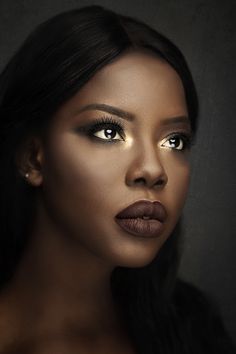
[0,5,234,354]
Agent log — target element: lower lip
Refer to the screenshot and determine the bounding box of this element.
[115,218,163,238]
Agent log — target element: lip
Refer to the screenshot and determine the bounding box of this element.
[115,200,167,238]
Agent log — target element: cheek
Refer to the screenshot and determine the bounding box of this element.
[166,156,190,217]
[42,137,122,225]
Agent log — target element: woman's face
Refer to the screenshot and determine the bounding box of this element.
[38,51,191,268]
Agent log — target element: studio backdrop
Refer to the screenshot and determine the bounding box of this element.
[0,0,235,343]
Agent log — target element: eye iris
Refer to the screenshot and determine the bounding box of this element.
[170,137,181,148]
[105,128,116,139]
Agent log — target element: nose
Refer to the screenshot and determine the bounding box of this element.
[125,141,168,190]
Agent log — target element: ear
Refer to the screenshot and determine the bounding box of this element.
[16,136,44,187]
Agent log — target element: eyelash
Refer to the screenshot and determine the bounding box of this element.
[78,116,193,151]
[78,116,125,143]
[161,132,193,151]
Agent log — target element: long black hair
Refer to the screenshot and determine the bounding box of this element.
[0,5,234,354]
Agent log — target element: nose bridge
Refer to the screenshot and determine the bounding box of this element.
[125,136,168,188]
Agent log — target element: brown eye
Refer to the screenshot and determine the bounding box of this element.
[93,126,123,141]
[76,116,125,143]
[161,133,191,151]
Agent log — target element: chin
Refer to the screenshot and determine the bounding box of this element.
[111,238,166,268]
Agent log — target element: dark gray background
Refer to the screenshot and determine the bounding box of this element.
[0,0,235,342]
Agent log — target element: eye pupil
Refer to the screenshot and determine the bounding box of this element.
[105,128,116,139]
[169,137,181,148]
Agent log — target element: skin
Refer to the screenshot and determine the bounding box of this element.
[0,51,192,354]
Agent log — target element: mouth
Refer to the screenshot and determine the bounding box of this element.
[115,200,167,238]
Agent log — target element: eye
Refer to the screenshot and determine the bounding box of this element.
[161,133,192,151]
[93,126,123,141]
[76,116,125,143]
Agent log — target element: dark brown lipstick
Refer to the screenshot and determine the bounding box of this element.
[115,200,167,238]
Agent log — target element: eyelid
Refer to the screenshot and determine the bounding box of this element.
[91,116,125,129]
[76,115,125,142]
[75,118,194,148]
[160,131,193,150]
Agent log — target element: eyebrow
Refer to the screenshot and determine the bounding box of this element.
[159,115,190,126]
[76,103,190,127]
[76,103,134,122]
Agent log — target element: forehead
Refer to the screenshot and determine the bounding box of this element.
[53,51,188,125]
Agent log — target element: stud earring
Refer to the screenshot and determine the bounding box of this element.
[25,172,29,179]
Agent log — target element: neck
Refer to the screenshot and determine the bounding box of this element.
[2,198,122,340]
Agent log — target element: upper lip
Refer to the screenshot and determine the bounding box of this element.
[115,200,167,222]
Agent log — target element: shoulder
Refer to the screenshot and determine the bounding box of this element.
[172,278,236,354]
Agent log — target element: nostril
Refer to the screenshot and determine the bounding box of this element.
[155,178,165,186]
[134,177,146,185]
[133,176,166,188]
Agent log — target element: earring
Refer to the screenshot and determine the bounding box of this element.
[25,172,29,179]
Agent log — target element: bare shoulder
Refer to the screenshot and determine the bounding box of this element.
[0,302,136,354]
